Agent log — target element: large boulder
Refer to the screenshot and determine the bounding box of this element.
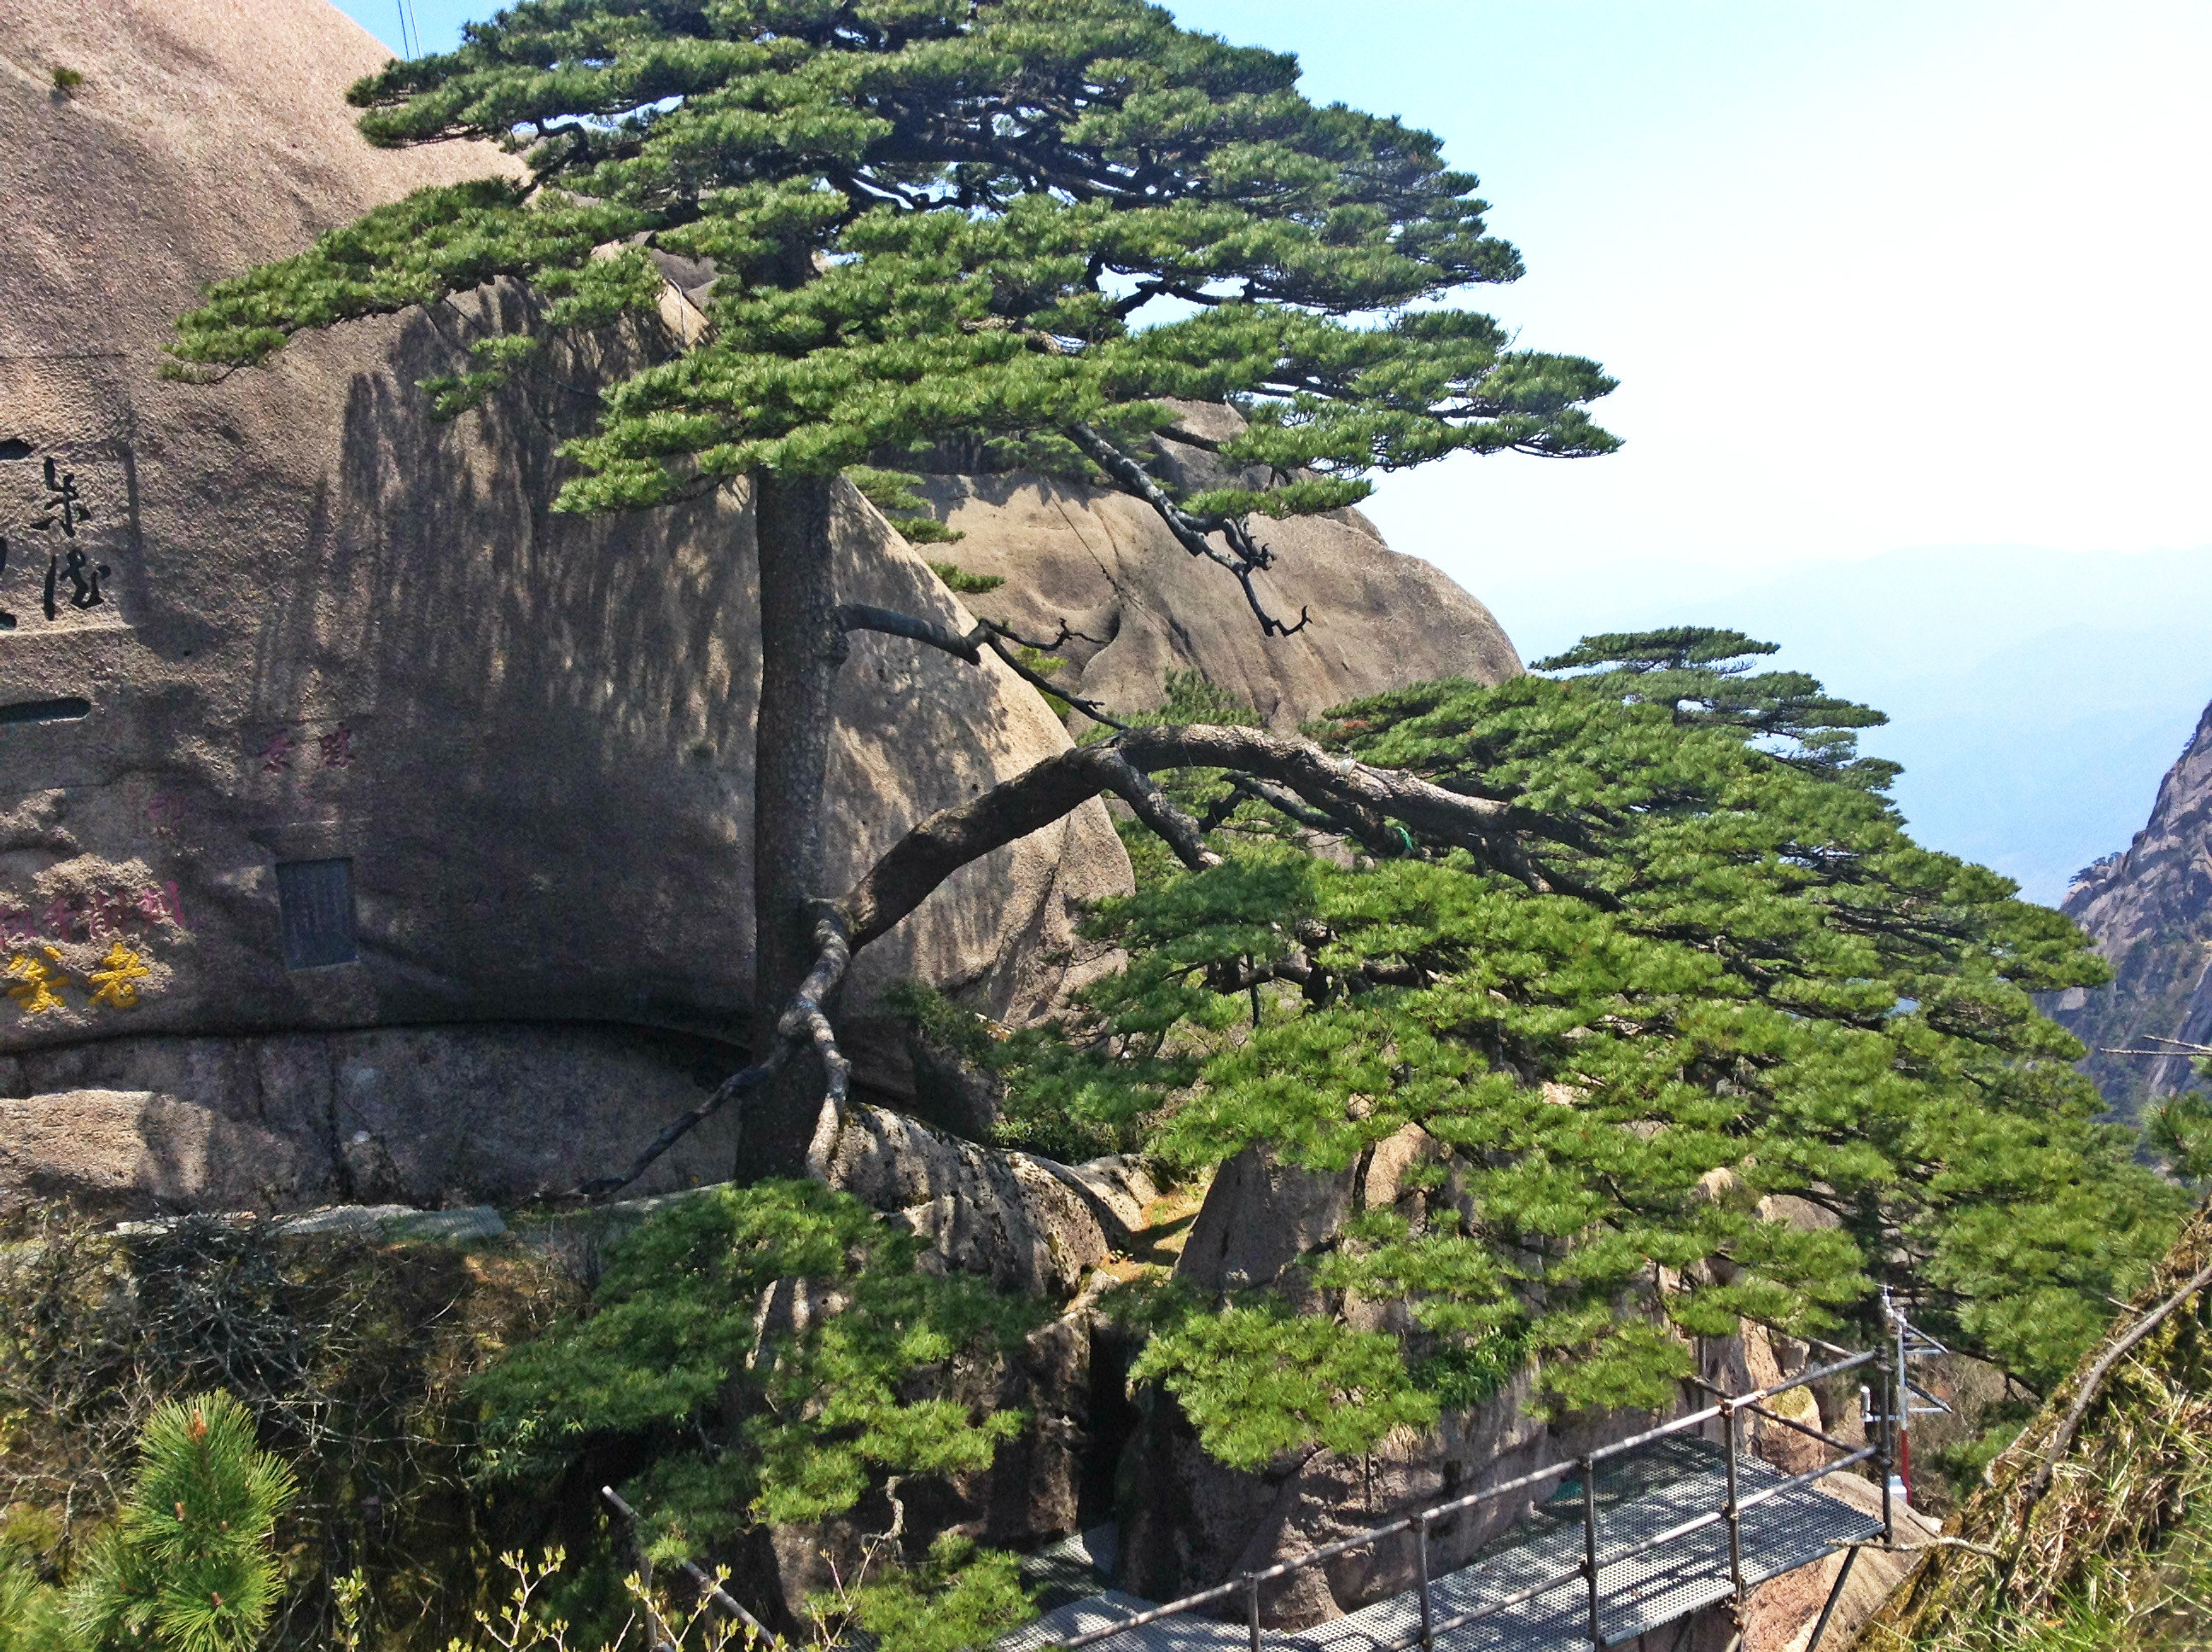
[0,2,1528,1211]
[0,0,1128,1194]
[912,402,1522,734]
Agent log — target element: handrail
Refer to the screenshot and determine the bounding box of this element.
[1051,1339,1889,1652]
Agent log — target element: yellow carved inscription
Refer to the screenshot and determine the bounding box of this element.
[3,948,70,1015]
[87,942,151,1009]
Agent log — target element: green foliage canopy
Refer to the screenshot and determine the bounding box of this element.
[999,633,2181,1454]
[169,0,1616,585]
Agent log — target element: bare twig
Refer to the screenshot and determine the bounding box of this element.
[1065,422,1309,637]
[2022,1257,2212,1504]
[602,1486,783,1647]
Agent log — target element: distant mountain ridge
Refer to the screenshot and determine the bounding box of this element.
[2047,697,2212,1120]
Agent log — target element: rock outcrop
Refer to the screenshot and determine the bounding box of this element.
[913,400,1522,735]
[2047,698,2212,1118]
[0,0,1128,1189]
[1119,1135,1825,1626]
[0,1,1528,1211]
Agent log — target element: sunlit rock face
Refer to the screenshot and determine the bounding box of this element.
[2049,699,2212,1120]
[0,0,1126,1205]
[912,399,1522,736]
[0,2,1525,1213]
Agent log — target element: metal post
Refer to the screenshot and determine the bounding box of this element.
[1415,1510,1435,1652]
[1721,1399,1745,1603]
[1247,1573,1262,1652]
[1874,1345,1895,1546]
[1580,1455,1602,1649]
[1805,1545,1862,1651]
[1895,1298,1914,1512]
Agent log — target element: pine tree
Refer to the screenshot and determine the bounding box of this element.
[67,1393,298,1652]
[168,0,1616,1176]
[469,1180,1044,1650]
[0,1550,74,1652]
[985,633,2182,1442]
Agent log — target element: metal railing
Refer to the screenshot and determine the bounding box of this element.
[1059,1346,1895,1652]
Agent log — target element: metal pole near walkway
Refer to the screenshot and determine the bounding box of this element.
[1580,1456,1601,1648]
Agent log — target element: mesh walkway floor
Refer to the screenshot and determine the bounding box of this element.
[1006,1438,1880,1652]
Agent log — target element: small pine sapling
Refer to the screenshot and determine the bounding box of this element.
[0,1549,76,1652]
[67,1392,298,1652]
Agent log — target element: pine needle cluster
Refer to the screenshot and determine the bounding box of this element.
[67,1393,298,1652]
[166,0,1616,538]
[470,1181,1045,1652]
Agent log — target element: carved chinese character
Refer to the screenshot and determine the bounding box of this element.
[87,942,149,1009]
[317,723,354,769]
[29,457,90,538]
[137,881,185,928]
[49,544,108,615]
[259,730,295,773]
[3,947,69,1015]
[9,455,107,624]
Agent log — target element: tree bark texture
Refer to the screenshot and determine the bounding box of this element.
[748,470,848,1179]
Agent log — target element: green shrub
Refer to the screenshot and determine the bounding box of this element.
[0,1549,73,1652]
[472,1182,1041,1652]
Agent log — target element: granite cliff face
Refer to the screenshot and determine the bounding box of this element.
[0,0,1522,1213]
[0,0,1126,1205]
[2048,699,2212,1118]
[912,401,1522,735]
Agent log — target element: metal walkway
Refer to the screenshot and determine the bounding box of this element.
[1008,1440,1878,1652]
[1004,1341,1906,1652]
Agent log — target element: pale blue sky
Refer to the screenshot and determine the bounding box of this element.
[330,1,2212,899]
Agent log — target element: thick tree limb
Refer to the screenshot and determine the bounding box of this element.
[834,602,981,664]
[839,724,1519,950]
[586,724,1530,1196]
[1219,771,1375,841]
[579,910,854,1200]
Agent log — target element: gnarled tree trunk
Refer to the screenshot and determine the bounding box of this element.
[748,470,847,1179]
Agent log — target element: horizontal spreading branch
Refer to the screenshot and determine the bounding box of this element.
[584,724,1534,1199]
[834,602,981,664]
[835,602,1129,730]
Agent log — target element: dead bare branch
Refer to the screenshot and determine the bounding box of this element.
[1065,422,1309,637]
[834,603,982,665]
